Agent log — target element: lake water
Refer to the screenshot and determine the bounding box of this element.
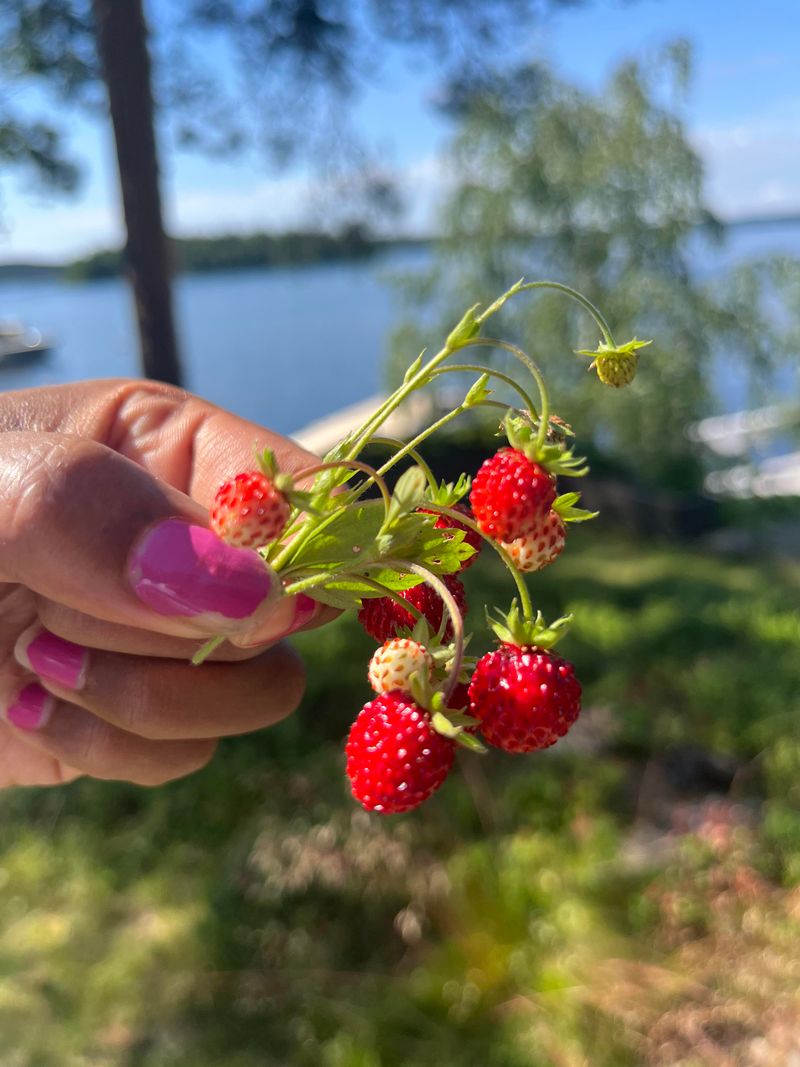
[1,224,799,438]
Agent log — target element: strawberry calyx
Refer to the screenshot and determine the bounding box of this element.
[504,413,588,479]
[575,337,652,388]
[552,491,598,524]
[487,599,573,650]
[423,474,472,508]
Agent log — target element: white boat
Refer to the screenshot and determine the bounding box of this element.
[0,319,52,365]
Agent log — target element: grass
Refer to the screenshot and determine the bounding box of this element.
[0,524,798,1066]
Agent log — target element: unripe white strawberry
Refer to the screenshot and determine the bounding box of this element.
[501,510,565,573]
[368,639,434,696]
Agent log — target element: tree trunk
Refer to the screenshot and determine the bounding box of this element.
[92,0,183,385]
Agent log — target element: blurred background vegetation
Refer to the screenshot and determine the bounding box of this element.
[1,1,800,1064]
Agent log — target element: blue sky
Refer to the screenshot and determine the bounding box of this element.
[1,0,799,262]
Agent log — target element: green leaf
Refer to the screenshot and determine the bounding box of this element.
[383,465,427,527]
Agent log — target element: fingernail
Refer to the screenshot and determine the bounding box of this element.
[288,594,319,634]
[128,519,277,626]
[17,628,88,691]
[5,683,54,731]
[231,594,320,648]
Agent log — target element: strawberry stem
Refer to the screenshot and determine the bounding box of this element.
[514,280,616,348]
[293,460,392,514]
[368,437,439,492]
[191,634,226,666]
[427,504,535,621]
[379,559,465,709]
[282,572,425,622]
[430,362,539,419]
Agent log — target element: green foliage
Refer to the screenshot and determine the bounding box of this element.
[0,531,798,1063]
[63,226,382,280]
[391,44,800,490]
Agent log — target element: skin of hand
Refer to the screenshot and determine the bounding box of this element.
[0,379,338,789]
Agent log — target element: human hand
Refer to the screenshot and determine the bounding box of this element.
[0,379,335,788]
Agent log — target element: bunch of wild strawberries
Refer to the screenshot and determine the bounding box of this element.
[202,279,650,814]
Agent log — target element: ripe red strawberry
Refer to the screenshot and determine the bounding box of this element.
[210,471,290,548]
[346,692,456,813]
[470,448,556,542]
[357,574,467,643]
[419,505,482,570]
[501,510,566,573]
[368,638,433,695]
[468,645,581,753]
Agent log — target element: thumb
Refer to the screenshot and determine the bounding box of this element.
[0,430,292,641]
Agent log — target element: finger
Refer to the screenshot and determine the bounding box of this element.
[34,596,340,660]
[0,430,307,642]
[15,626,307,740]
[0,379,318,504]
[1,681,217,786]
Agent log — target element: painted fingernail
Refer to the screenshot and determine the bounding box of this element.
[128,519,277,626]
[288,594,319,634]
[17,629,88,691]
[5,683,54,732]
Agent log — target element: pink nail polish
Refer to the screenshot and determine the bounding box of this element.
[289,594,319,633]
[128,519,276,623]
[24,630,87,690]
[6,683,53,731]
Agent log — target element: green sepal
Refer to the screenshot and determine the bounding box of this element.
[504,412,588,477]
[475,276,525,326]
[575,337,652,360]
[404,351,425,383]
[463,374,492,408]
[424,474,471,507]
[553,492,598,523]
[431,711,486,753]
[446,303,481,350]
[487,600,573,649]
[254,445,278,479]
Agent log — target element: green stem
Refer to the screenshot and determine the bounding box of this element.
[516,280,616,347]
[381,559,465,708]
[191,634,226,667]
[430,504,535,622]
[472,337,550,450]
[282,572,424,623]
[294,459,392,515]
[429,361,539,419]
[375,403,467,479]
[368,437,438,493]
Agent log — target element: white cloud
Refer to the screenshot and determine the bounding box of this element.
[691,109,800,218]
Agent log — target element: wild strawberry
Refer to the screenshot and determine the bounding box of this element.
[470,447,556,542]
[210,471,290,548]
[501,510,565,573]
[357,575,467,644]
[346,692,455,813]
[368,639,433,695]
[468,645,581,753]
[594,351,639,388]
[419,505,482,570]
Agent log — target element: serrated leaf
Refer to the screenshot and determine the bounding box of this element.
[281,502,386,572]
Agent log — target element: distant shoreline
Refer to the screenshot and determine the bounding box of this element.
[1,214,799,282]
